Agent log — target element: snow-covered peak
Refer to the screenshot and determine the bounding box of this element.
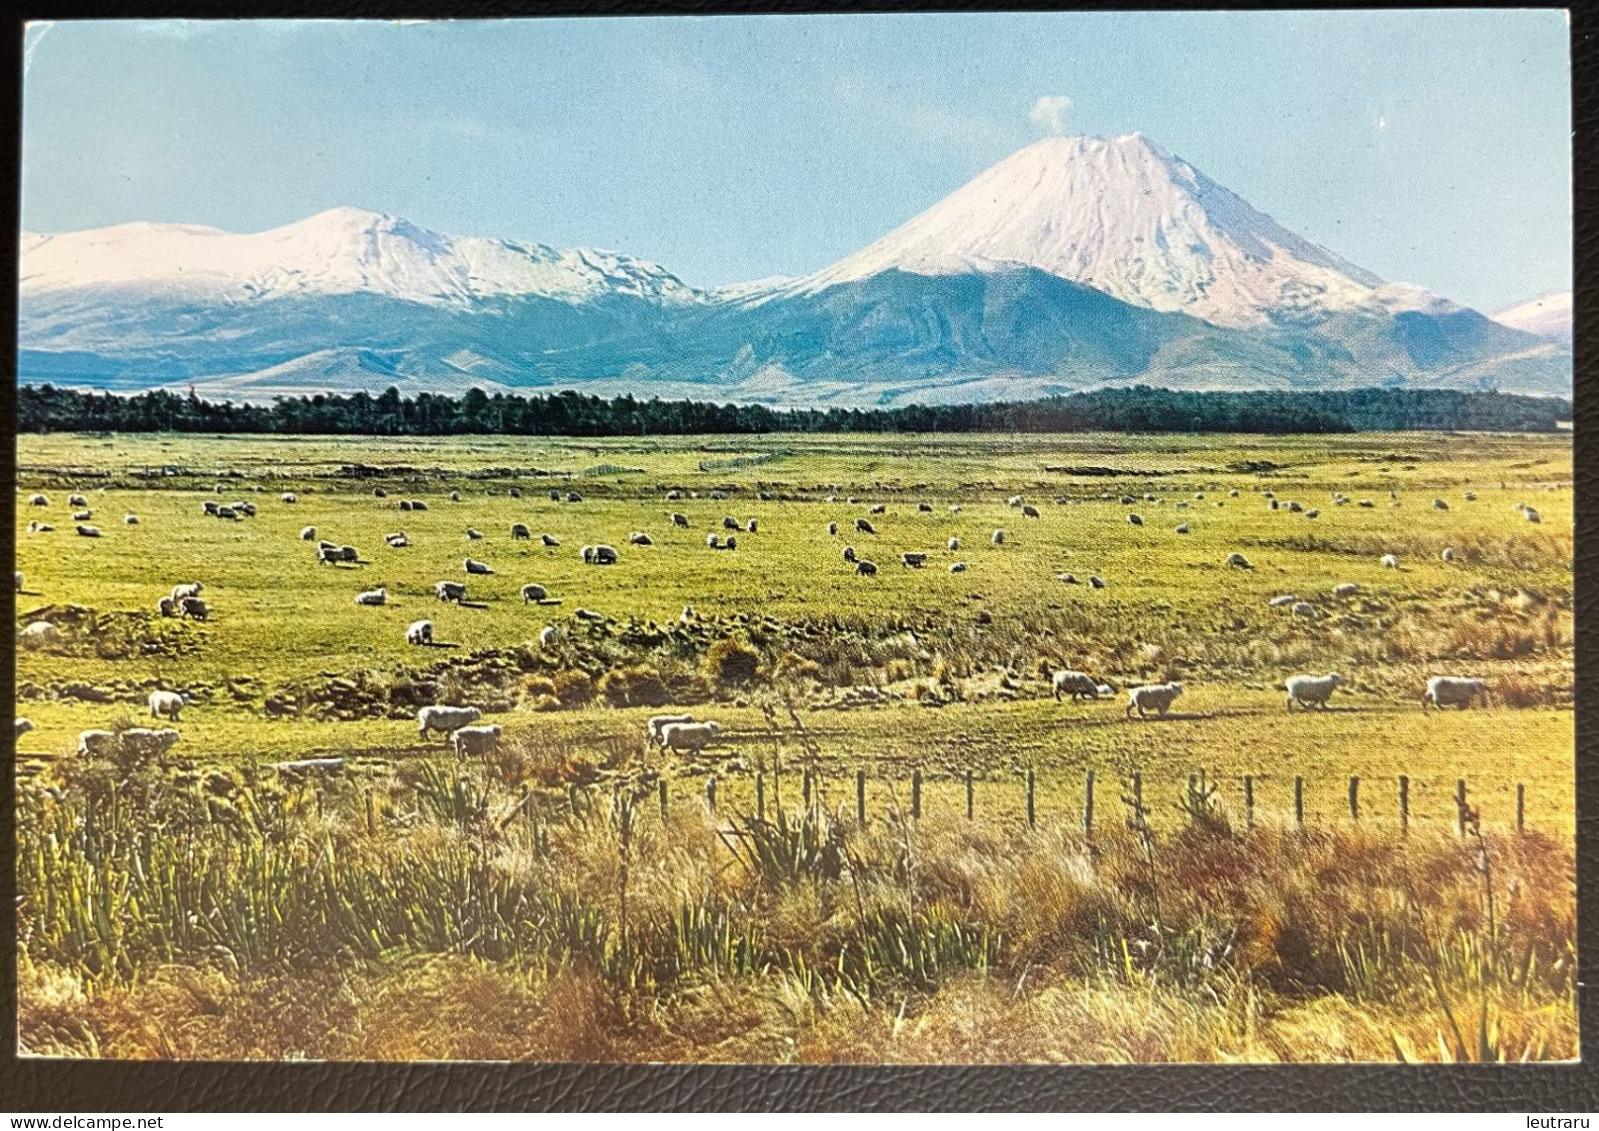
[1492,290,1572,347]
[781,132,1388,329]
[20,208,703,309]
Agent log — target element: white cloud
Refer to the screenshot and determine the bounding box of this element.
[1029,95,1073,136]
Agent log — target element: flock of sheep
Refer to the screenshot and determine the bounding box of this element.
[20,469,1526,764]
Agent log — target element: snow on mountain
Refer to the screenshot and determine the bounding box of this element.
[768,134,1386,330]
[20,206,703,309]
[1491,291,1572,347]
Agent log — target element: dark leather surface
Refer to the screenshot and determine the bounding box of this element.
[5,0,1599,1112]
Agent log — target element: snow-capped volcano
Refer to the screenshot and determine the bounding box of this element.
[20,206,701,309]
[774,134,1386,330]
[1492,291,1572,347]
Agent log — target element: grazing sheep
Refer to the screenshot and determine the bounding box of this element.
[855,518,877,535]
[27,522,53,532]
[1358,499,1375,508]
[723,535,737,551]
[746,518,758,533]
[300,526,317,540]
[539,625,559,647]
[723,516,741,531]
[856,559,879,576]
[679,606,696,623]
[355,587,388,606]
[450,491,461,502]
[667,490,683,501]
[1423,676,1488,711]
[521,583,549,604]
[406,620,434,646]
[465,558,494,575]
[1463,491,1477,501]
[20,621,59,642]
[75,525,102,538]
[648,713,694,744]
[410,501,429,511]
[575,608,606,623]
[1524,507,1542,524]
[511,523,532,540]
[1057,573,1078,584]
[1432,498,1449,511]
[1021,504,1041,519]
[659,720,721,752]
[991,530,1005,545]
[156,596,176,617]
[541,534,561,546]
[1089,575,1107,589]
[28,494,47,506]
[1125,682,1183,720]
[317,546,344,565]
[1269,594,1298,608]
[869,504,887,515]
[465,528,483,540]
[509,487,523,499]
[72,510,93,522]
[550,491,562,502]
[1287,501,1304,513]
[1285,673,1342,712]
[918,502,933,513]
[69,493,88,507]
[707,534,722,549]
[121,728,182,759]
[179,596,209,620]
[281,492,298,503]
[1174,523,1190,535]
[374,487,388,498]
[77,730,118,757]
[1304,509,1319,519]
[385,533,409,548]
[581,544,619,566]
[900,552,927,568]
[1127,513,1144,526]
[1007,495,1023,508]
[1441,547,1456,561]
[950,505,963,514]
[339,546,359,563]
[566,492,583,503]
[1332,583,1360,598]
[1228,489,1240,498]
[1269,500,1280,511]
[1225,552,1252,569]
[1052,670,1100,702]
[1290,601,1317,619]
[1120,495,1136,505]
[124,513,139,525]
[672,513,690,527]
[16,718,34,738]
[1175,501,1189,510]
[828,522,839,536]
[842,545,857,563]
[451,724,504,760]
[434,580,467,602]
[629,532,653,546]
[1381,554,1400,569]
[149,690,187,722]
[417,704,483,740]
[949,562,968,573]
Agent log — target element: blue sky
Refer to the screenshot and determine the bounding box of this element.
[21,12,1570,311]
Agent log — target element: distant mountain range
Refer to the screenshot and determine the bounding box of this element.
[18,134,1571,405]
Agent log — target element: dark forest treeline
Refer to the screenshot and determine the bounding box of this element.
[16,383,1572,436]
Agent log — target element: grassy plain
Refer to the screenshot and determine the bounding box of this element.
[13,429,1576,1061]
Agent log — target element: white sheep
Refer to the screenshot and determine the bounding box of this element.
[73,510,93,521]
[1423,676,1489,711]
[1225,552,1252,569]
[1524,507,1542,524]
[1291,601,1317,619]
[69,493,88,507]
[355,587,388,606]
[1007,495,1023,508]
[77,729,118,757]
[16,718,33,738]
[386,533,409,548]
[1381,553,1400,569]
[406,620,434,646]
[521,583,549,604]
[301,526,317,541]
[435,580,467,602]
[281,492,298,503]
[121,728,181,759]
[900,552,927,568]
[465,528,484,540]
[746,518,758,533]
[417,704,483,740]
[950,505,963,514]
[580,545,618,566]
[949,562,968,572]
[1051,670,1100,702]
[76,525,102,538]
[451,724,503,760]
[156,596,176,617]
[20,621,59,641]
[629,532,653,546]
[659,720,721,752]
[1174,523,1190,535]
[450,491,461,502]
[464,558,494,575]
[1441,547,1456,562]
[948,537,960,551]
[575,608,606,622]
[1088,575,1107,590]
[148,689,187,722]
[1269,594,1298,608]
[124,513,139,525]
[707,534,722,549]
[648,713,694,744]
[991,530,1005,545]
[27,522,53,532]
[1125,682,1183,721]
[539,625,559,647]
[1332,583,1360,599]
[28,494,47,506]
[1285,673,1341,712]
[511,523,532,540]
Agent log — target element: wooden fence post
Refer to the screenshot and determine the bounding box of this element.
[1348,776,1360,821]
[857,769,867,826]
[1243,774,1254,830]
[1399,775,1409,835]
[966,769,974,820]
[658,778,668,822]
[1517,783,1525,832]
[1456,779,1467,837]
[1293,776,1304,829]
[912,769,922,820]
[1083,769,1095,837]
[756,771,766,823]
[1026,767,1036,829]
